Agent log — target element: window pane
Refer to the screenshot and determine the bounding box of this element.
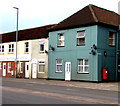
[25,42,29,47]
[56,59,62,72]
[56,59,62,64]
[25,42,29,52]
[39,65,45,72]
[26,48,29,52]
[60,36,64,40]
[2,46,4,52]
[85,67,89,72]
[9,48,10,52]
[12,44,14,48]
[77,31,85,38]
[40,44,44,51]
[58,34,64,46]
[9,45,11,48]
[58,40,64,46]
[78,59,83,65]
[57,65,62,71]
[109,32,115,46]
[85,59,88,65]
[77,38,85,45]
[12,48,14,52]
[8,44,14,52]
[59,34,64,39]
[78,66,83,72]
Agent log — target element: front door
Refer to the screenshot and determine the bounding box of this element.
[2,63,6,76]
[65,62,71,81]
[32,64,37,78]
[25,62,29,78]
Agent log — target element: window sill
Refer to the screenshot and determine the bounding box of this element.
[0,53,4,55]
[77,72,89,74]
[109,45,115,47]
[55,71,62,73]
[8,52,14,54]
[57,46,65,47]
[39,51,45,53]
[77,44,85,46]
[38,72,45,73]
[24,52,29,54]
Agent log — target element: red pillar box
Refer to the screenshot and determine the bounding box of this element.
[102,67,108,80]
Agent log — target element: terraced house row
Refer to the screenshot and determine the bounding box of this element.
[0,4,120,82]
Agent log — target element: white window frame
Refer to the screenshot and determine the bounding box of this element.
[8,44,14,53]
[78,59,89,73]
[77,31,85,46]
[38,61,45,73]
[109,31,115,46]
[56,59,63,72]
[8,62,12,73]
[25,42,29,53]
[20,62,23,73]
[58,33,64,47]
[0,45,4,53]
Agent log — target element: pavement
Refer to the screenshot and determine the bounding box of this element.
[1,77,120,91]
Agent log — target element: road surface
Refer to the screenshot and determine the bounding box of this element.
[1,78,119,104]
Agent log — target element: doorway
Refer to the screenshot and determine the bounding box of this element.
[2,63,6,76]
[25,62,29,78]
[32,64,37,78]
[65,62,71,81]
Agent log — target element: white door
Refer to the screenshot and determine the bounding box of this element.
[2,63,6,76]
[25,62,29,78]
[32,64,37,78]
[65,62,71,81]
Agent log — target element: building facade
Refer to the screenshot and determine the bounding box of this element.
[0,24,54,79]
[48,5,120,82]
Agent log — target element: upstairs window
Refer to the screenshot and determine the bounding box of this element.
[109,31,115,46]
[77,31,85,46]
[25,42,29,53]
[39,40,45,52]
[78,59,89,73]
[58,33,64,47]
[40,44,44,52]
[8,44,14,53]
[56,59,63,72]
[0,45,4,53]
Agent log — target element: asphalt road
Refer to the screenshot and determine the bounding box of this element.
[1,78,119,105]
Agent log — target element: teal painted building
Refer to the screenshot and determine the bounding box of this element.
[48,4,120,82]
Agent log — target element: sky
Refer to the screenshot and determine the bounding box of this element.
[0,0,120,34]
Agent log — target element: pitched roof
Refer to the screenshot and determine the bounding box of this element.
[0,24,55,43]
[50,4,119,31]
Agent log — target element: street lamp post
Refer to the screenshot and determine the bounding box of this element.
[13,7,19,78]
